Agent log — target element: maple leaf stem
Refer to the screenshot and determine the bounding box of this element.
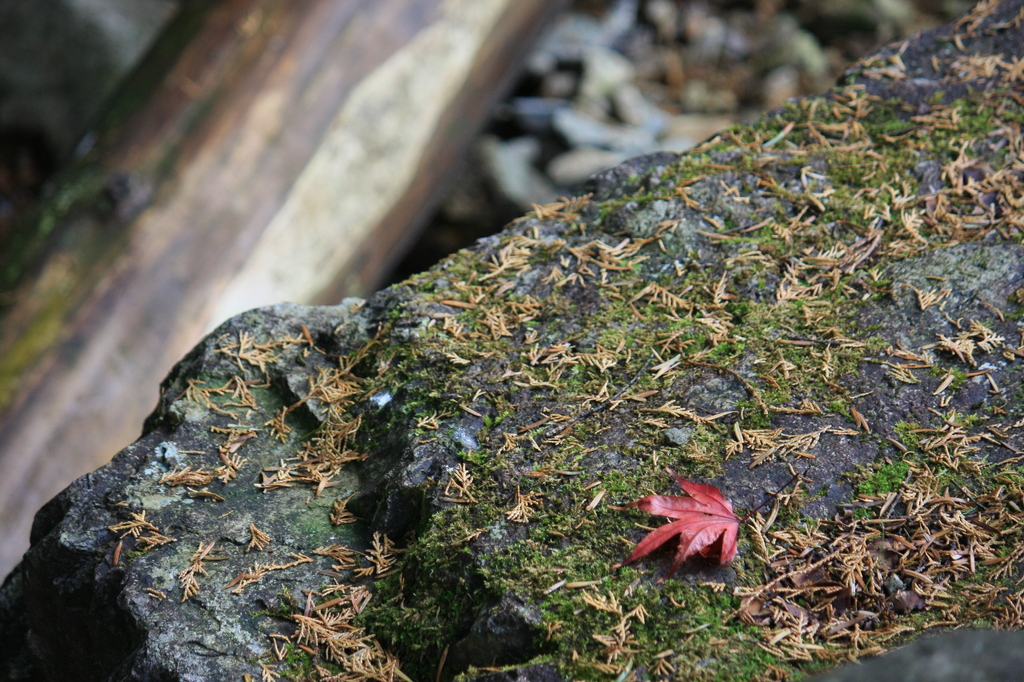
[739,467,809,524]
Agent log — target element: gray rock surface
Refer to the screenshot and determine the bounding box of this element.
[662,427,692,447]
[806,630,1024,682]
[5,3,1024,681]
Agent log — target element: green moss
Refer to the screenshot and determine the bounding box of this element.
[356,508,497,680]
[957,412,984,427]
[707,341,744,360]
[255,590,300,620]
[857,461,910,496]
[0,285,72,412]
[864,336,887,353]
[828,400,850,419]
[929,366,968,391]
[737,399,771,428]
[893,421,922,450]
[724,300,752,323]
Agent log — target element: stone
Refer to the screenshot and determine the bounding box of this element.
[796,0,916,40]
[680,79,739,113]
[546,147,629,187]
[611,82,668,134]
[599,0,639,45]
[540,70,578,99]
[658,112,736,148]
[578,46,637,104]
[762,65,802,108]
[789,28,829,76]
[757,15,829,76]
[688,14,729,63]
[6,3,1024,681]
[643,0,679,42]
[662,427,693,446]
[805,630,1024,682]
[448,593,544,672]
[531,12,606,63]
[509,97,573,136]
[724,18,751,60]
[680,1,716,50]
[551,106,657,153]
[478,134,559,211]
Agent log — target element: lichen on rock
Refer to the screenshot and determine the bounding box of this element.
[5,2,1024,681]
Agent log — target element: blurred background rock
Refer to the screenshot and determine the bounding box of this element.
[388,0,975,282]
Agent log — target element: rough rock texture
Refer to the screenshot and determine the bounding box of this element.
[5,2,1024,681]
[806,629,1024,682]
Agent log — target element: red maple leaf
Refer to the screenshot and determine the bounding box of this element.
[624,470,740,575]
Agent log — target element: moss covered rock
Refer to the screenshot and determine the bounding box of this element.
[5,2,1024,680]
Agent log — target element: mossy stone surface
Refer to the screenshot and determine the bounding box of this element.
[5,3,1024,681]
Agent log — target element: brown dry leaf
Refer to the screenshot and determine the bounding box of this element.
[891,590,926,614]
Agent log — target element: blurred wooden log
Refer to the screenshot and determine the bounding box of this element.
[0,0,563,577]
